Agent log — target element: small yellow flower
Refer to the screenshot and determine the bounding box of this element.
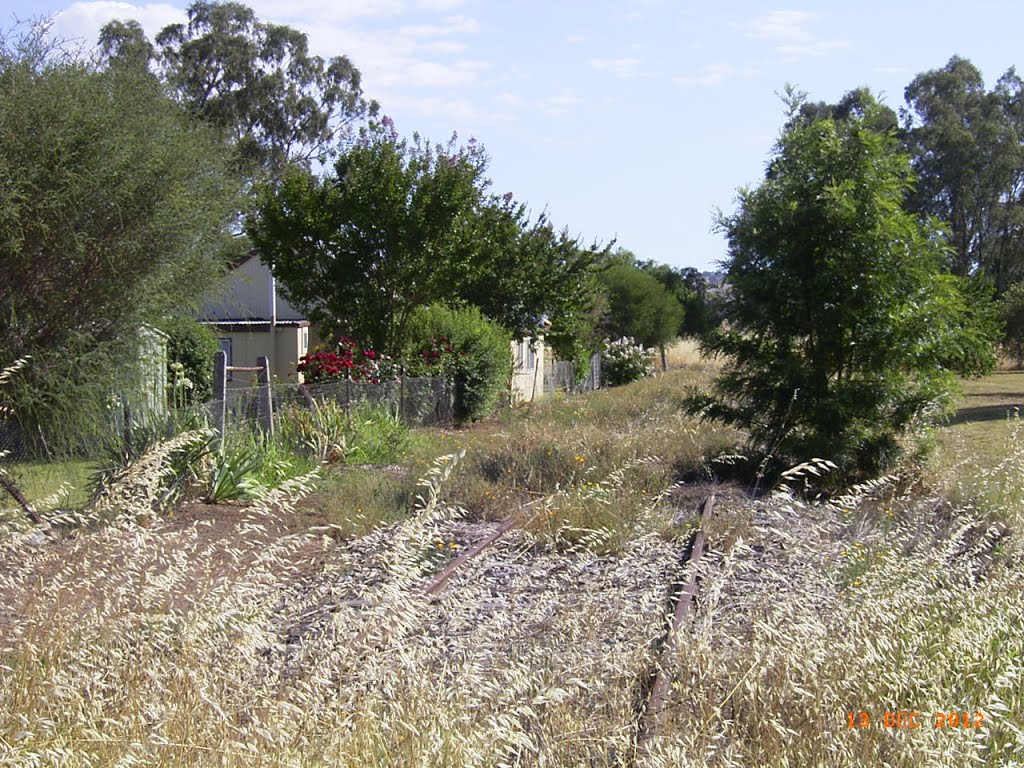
[449,543,458,550]
[854,579,862,587]
[854,541,864,548]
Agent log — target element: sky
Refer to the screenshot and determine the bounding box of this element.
[3,0,1024,271]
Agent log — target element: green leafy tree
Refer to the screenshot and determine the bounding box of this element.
[404,304,511,423]
[598,252,684,350]
[250,120,605,362]
[156,317,221,403]
[790,85,901,134]
[903,57,1024,290]
[101,1,377,179]
[456,196,606,368]
[249,120,490,352]
[0,24,243,450]
[638,261,716,337]
[694,92,998,479]
[999,282,1024,367]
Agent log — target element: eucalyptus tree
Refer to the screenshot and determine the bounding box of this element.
[903,56,1024,291]
[100,1,377,181]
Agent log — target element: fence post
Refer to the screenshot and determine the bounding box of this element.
[399,365,406,421]
[345,371,352,428]
[122,401,133,457]
[257,355,274,437]
[213,351,227,447]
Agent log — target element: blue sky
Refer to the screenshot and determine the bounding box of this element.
[3,0,1023,270]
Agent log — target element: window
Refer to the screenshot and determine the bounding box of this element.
[518,338,535,371]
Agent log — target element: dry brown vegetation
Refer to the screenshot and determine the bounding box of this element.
[1,368,1023,766]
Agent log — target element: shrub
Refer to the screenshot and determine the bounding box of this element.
[404,305,512,423]
[601,337,653,387]
[297,337,396,384]
[1000,283,1024,367]
[157,317,220,404]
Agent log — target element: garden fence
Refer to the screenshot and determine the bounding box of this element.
[212,374,454,441]
[542,353,602,396]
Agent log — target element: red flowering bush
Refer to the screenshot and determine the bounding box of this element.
[405,336,463,377]
[298,337,396,384]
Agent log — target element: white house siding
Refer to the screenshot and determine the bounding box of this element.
[510,336,547,404]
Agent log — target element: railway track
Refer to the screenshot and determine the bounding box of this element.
[275,486,722,762]
[406,492,720,760]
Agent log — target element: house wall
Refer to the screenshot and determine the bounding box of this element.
[203,256,306,321]
[216,325,309,388]
[510,336,547,404]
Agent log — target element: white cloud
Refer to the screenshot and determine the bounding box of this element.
[401,59,487,87]
[733,9,850,59]
[590,57,642,79]
[496,92,523,108]
[51,2,183,48]
[567,33,586,45]
[739,9,813,41]
[415,0,464,9]
[399,95,481,121]
[675,62,760,87]
[249,0,403,24]
[399,15,479,38]
[776,39,851,57]
[541,88,583,115]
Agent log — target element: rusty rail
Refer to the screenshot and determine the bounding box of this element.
[425,517,518,597]
[636,494,715,757]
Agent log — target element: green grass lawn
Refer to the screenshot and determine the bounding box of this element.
[942,370,1024,454]
[933,369,1024,523]
[2,459,95,509]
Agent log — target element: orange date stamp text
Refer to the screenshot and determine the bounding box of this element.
[847,711,985,729]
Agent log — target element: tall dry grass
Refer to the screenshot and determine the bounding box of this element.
[1,369,1022,766]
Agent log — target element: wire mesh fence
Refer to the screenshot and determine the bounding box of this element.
[0,373,453,466]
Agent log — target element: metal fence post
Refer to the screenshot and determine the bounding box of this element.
[213,351,227,447]
[346,371,352,428]
[399,365,406,421]
[257,355,274,437]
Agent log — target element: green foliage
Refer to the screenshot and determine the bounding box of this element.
[597,252,684,349]
[156,317,219,404]
[638,262,714,337]
[455,196,607,349]
[343,404,411,464]
[250,121,490,352]
[249,119,605,361]
[696,92,999,479]
[276,401,348,462]
[404,304,511,423]
[0,26,242,453]
[1000,282,1024,366]
[600,337,654,387]
[904,56,1024,290]
[101,1,376,180]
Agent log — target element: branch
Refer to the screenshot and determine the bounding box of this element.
[0,471,44,526]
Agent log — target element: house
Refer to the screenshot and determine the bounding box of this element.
[200,255,315,386]
[510,335,602,404]
[510,336,548,404]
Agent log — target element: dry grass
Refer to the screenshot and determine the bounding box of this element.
[1,368,1023,766]
[663,337,714,371]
